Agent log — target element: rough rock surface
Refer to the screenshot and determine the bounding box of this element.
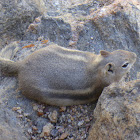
[0,0,41,48]
[0,0,140,139]
[88,80,140,140]
[0,77,29,140]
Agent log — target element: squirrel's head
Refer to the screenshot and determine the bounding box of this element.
[99,50,137,86]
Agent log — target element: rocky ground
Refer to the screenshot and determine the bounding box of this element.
[0,0,140,140]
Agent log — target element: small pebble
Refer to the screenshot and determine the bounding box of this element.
[32,126,38,131]
[85,117,90,122]
[12,107,21,111]
[78,120,84,126]
[59,106,66,112]
[57,126,64,133]
[35,16,41,23]
[38,36,44,41]
[33,104,38,111]
[24,113,30,117]
[48,110,58,123]
[17,115,23,118]
[37,109,44,117]
[17,109,22,114]
[68,119,71,123]
[50,129,59,137]
[40,123,53,137]
[26,119,31,122]
[59,132,69,140]
[31,136,36,140]
[28,128,32,134]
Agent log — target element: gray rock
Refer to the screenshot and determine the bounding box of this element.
[78,120,84,126]
[0,106,28,140]
[88,80,140,140]
[0,0,40,48]
[0,124,27,140]
[0,0,90,48]
[50,129,59,137]
[23,17,72,47]
[48,110,58,123]
[35,117,49,132]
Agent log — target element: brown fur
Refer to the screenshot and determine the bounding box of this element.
[0,44,137,106]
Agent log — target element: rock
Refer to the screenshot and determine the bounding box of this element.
[59,106,66,112]
[88,80,140,140]
[78,120,84,126]
[57,126,65,133]
[35,117,48,132]
[23,113,30,117]
[0,124,27,140]
[0,0,40,48]
[23,17,72,47]
[90,0,138,74]
[40,123,54,137]
[48,110,58,123]
[31,136,36,140]
[12,107,21,111]
[27,128,32,134]
[32,104,38,111]
[88,0,140,53]
[0,106,28,140]
[16,109,22,114]
[37,109,44,117]
[59,132,69,140]
[50,129,59,137]
[17,114,24,118]
[32,126,38,131]
[0,76,29,140]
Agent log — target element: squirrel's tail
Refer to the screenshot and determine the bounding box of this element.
[0,58,19,76]
[0,41,20,76]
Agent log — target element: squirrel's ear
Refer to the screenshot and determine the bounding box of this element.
[100,50,110,57]
[104,63,115,74]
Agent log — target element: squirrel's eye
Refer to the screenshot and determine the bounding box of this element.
[122,63,129,68]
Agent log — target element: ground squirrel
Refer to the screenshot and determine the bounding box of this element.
[0,44,137,106]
